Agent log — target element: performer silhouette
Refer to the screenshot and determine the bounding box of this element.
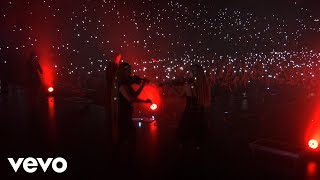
[26,51,43,109]
[110,62,151,175]
[177,64,211,150]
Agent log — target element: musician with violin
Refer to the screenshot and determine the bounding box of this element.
[179,64,211,150]
[160,64,211,150]
[111,62,151,171]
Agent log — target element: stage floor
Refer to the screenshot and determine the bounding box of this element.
[0,89,318,180]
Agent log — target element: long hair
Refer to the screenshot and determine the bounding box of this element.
[115,62,131,83]
[192,64,212,108]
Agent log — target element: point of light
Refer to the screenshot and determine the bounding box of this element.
[48,87,54,93]
[308,139,318,149]
[150,103,157,110]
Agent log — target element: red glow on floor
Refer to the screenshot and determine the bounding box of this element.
[47,97,57,142]
[149,121,158,145]
[306,161,318,179]
[48,97,55,120]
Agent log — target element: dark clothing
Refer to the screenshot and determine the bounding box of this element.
[117,81,136,144]
[111,81,137,175]
[25,57,43,110]
[26,59,42,88]
[177,96,205,146]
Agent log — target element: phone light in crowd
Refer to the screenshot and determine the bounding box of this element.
[308,139,319,150]
[48,87,54,93]
[150,103,157,110]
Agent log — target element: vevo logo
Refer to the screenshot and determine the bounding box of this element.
[8,157,67,173]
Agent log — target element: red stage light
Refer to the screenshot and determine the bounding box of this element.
[308,139,319,150]
[48,87,54,93]
[150,103,157,110]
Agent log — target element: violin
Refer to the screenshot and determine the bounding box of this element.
[129,75,150,84]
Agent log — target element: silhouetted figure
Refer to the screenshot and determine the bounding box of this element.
[25,51,43,109]
[177,64,211,150]
[110,62,151,176]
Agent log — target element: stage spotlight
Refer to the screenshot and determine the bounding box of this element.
[48,87,54,93]
[150,103,157,110]
[308,139,319,150]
